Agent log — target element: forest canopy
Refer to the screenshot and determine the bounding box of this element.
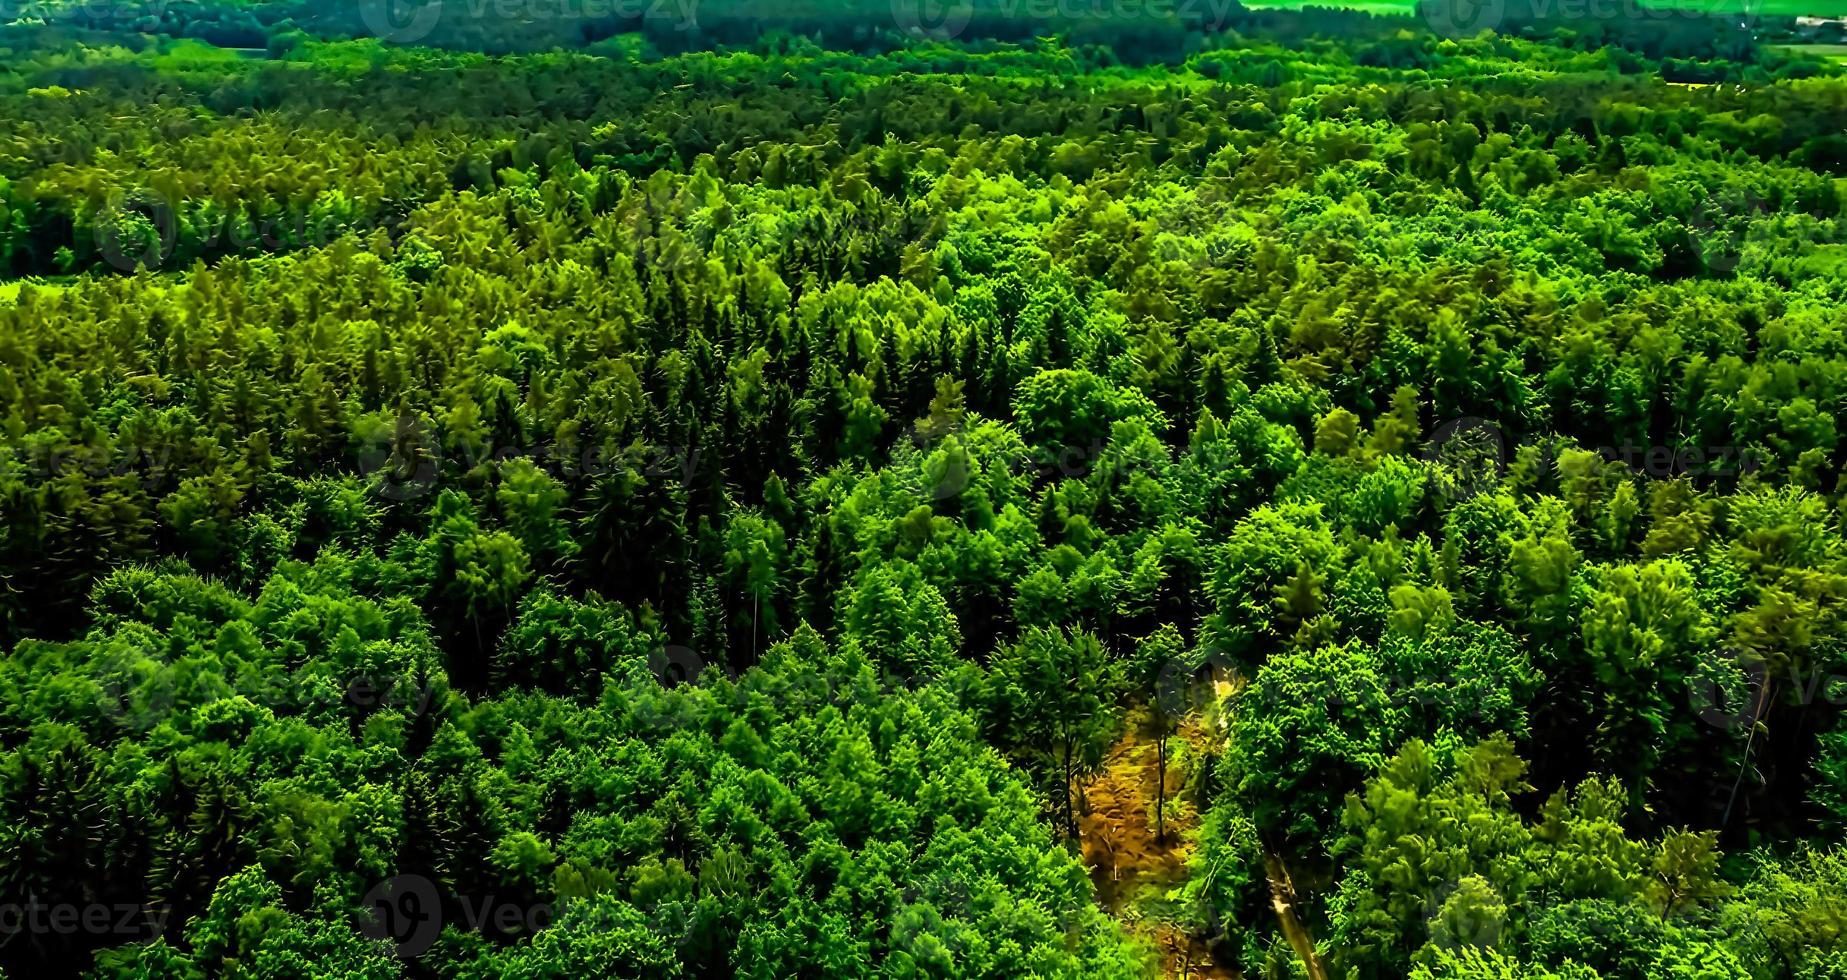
[2,2,1847,978]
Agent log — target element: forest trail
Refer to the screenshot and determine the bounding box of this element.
[1264,851,1330,980]
[1078,715,1238,979]
[1076,671,1325,980]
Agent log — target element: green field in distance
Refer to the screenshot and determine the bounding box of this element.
[1240,0,1847,17]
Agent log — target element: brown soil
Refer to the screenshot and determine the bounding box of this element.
[1077,712,1238,979]
[1075,669,1328,980]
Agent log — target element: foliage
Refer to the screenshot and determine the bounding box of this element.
[1,9,1846,979]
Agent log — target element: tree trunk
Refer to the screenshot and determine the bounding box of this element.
[1154,726,1167,846]
[1062,736,1076,839]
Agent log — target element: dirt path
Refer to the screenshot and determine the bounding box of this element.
[1199,667,1327,980]
[1075,675,1331,980]
[1078,715,1237,979]
[1079,728,1186,914]
[1264,852,1330,980]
